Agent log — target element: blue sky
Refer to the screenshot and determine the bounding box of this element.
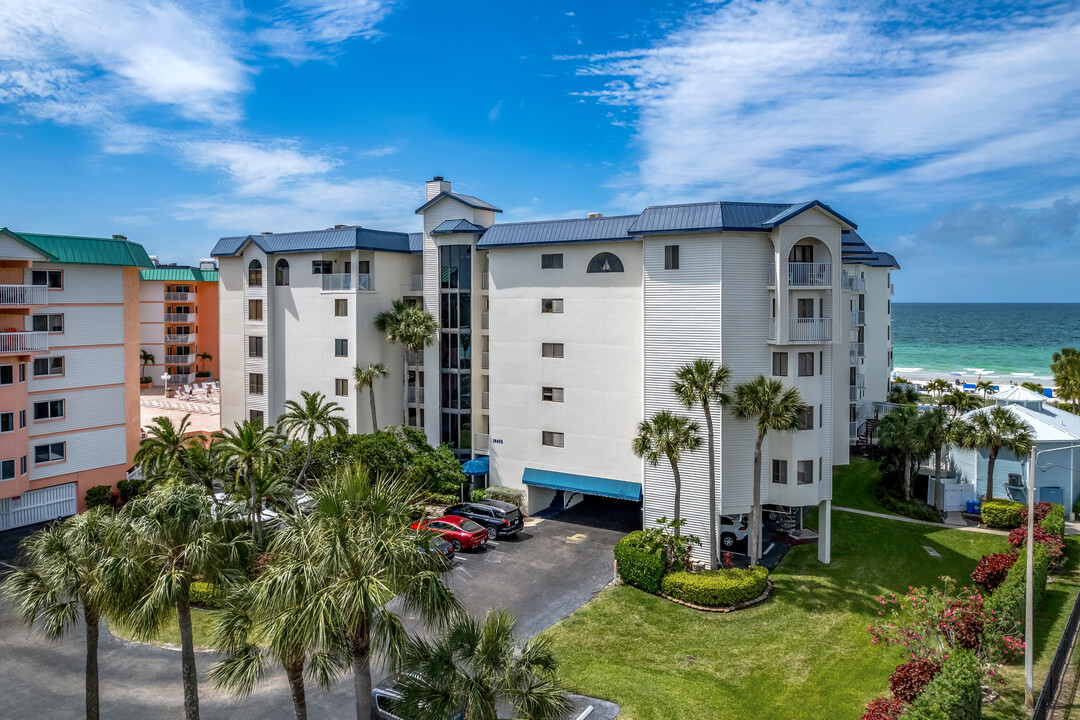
[1,0,1078,302]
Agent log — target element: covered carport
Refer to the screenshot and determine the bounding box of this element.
[523,468,642,532]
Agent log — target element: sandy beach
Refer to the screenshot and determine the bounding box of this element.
[893,366,1056,389]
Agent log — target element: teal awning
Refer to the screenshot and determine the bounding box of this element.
[462,456,489,476]
[522,468,642,502]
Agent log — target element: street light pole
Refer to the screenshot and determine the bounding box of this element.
[161,372,171,398]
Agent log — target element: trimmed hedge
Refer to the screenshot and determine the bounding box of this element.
[900,649,981,720]
[471,488,487,502]
[980,499,1025,529]
[189,581,224,609]
[1040,503,1066,539]
[484,486,526,510]
[660,566,769,608]
[614,531,665,593]
[985,542,1050,646]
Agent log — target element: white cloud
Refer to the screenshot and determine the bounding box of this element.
[917,197,1080,258]
[570,0,1080,206]
[180,141,339,194]
[359,145,398,157]
[257,0,394,61]
[488,100,504,122]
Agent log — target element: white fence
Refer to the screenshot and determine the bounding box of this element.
[0,331,48,353]
[0,284,47,305]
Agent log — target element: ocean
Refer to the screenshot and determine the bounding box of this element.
[892,303,1080,381]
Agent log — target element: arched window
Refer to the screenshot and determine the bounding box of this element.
[275,258,290,286]
[248,259,263,287]
[587,252,624,273]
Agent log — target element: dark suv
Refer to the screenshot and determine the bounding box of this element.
[372,679,463,720]
[444,500,523,540]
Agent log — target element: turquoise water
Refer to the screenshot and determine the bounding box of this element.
[893,303,1080,379]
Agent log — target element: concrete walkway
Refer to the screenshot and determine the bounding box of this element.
[834,506,1009,535]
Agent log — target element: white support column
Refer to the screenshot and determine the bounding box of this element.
[817,499,832,564]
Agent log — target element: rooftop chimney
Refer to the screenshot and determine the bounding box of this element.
[112,234,127,240]
[587,213,603,219]
[425,176,451,201]
[199,259,217,271]
[149,255,159,266]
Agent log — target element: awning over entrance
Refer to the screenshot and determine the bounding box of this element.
[522,468,642,502]
[463,456,489,476]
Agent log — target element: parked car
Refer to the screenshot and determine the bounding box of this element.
[410,515,489,551]
[719,514,749,551]
[443,500,524,540]
[416,530,456,560]
[371,678,464,720]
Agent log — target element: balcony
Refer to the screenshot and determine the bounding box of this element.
[165,333,192,344]
[772,317,831,342]
[482,352,489,370]
[322,274,373,291]
[481,272,489,291]
[165,354,195,365]
[406,387,425,404]
[482,391,490,410]
[841,272,866,293]
[481,312,489,330]
[890,284,895,296]
[165,292,193,302]
[165,313,194,323]
[405,350,424,367]
[410,274,423,292]
[0,331,48,354]
[849,343,865,364]
[849,386,860,401]
[852,372,866,389]
[0,285,47,306]
[767,262,832,287]
[849,421,858,439]
[850,310,865,326]
[474,433,490,452]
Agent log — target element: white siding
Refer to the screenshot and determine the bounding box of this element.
[242,245,270,423]
[0,232,50,261]
[28,346,125,390]
[26,305,124,347]
[29,425,128,481]
[24,264,124,304]
[28,386,125,435]
[218,256,246,428]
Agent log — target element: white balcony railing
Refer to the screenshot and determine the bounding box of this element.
[849,343,865,364]
[841,272,866,293]
[405,350,424,367]
[406,387,424,404]
[474,433,490,452]
[165,354,194,365]
[890,284,895,296]
[165,313,194,323]
[850,386,859,401]
[482,273,489,291]
[0,285,47,305]
[852,372,866,388]
[0,331,48,353]
[481,312,489,330]
[322,274,351,291]
[769,262,832,287]
[789,317,832,342]
[482,352,489,370]
[410,274,423,292]
[165,292,192,302]
[482,391,490,410]
[850,310,865,326]
[165,334,192,344]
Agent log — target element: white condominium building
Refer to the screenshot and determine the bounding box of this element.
[214,177,898,564]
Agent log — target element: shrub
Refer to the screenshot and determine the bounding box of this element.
[890,659,942,704]
[426,492,459,506]
[1007,525,1065,565]
[484,486,526,510]
[985,543,1050,659]
[84,485,117,510]
[971,553,1018,593]
[614,531,666,593]
[470,488,487,502]
[660,566,769,608]
[1074,496,1080,521]
[1019,501,1053,524]
[117,478,148,505]
[195,371,211,378]
[901,649,981,720]
[189,581,224,609]
[874,481,942,523]
[980,499,1025,529]
[861,697,907,720]
[140,375,153,384]
[1039,503,1066,539]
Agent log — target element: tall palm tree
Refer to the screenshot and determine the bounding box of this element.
[120,483,254,720]
[278,390,348,484]
[954,406,1035,501]
[391,610,571,720]
[632,410,701,537]
[140,349,155,378]
[942,389,980,418]
[1052,348,1080,413]
[876,405,927,501]
[182,439,228,499]
[3,510,130,720]
[672,358,732,569]
[269,466,460,720]
[925,378,950,399]
[353,362,389,432]
[217,420,286,545]
[918,407,958,500]
[196,351,213,375]
[975,380,994,399]
[731,376,804,566]
[887,385,920,405]
[1022,381,1045,394]
[375,300,438,427]
[134,414,198,482]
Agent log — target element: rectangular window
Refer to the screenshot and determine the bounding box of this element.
[34,442,65,464]
[888,326,891,341]
[0,365,13,385]
[772,459,788,485]
[798,352,814,377]
[797,298,815,319]
[797,460,814,485]
[664,244,680,270]
[335,378,349,396]
[334,339,348,357]
[772,352,788,377]
[541,298,564,314]
[32,314,64,333]
[0,412,13,433]
[33,357,64,376]
[18,363,24,382]
[312,260,333,274]
[248,299,263,321]
[541,253,563,269]
[248,336,263,358]
[249,373,264,395]
[249,410,264,429]
[819,404,823,428]
[19,409,25,429]
[0,459,14,481]
[20,455,26,475]
[31,269,63,289]
[335,299,348,317]
[541,343,564,358]
[33,399,65,420]
[542,387,565,402]
[888,300,891,315]
[542,431,564,448]
[800,406,814,430]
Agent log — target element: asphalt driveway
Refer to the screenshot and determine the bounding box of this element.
[0,498,634,719]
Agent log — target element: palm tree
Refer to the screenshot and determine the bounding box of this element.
[925,378,950,399]
[941,389,980,418]
[268,466,460,720]
[134,414,198,482]
[954,406,1035,501]
[3,510,130,720]
[672,358,732,569]
[632,411,701,537]
[375,300,438,427]
[918,407,958,500]
[731,376,804,566]
[278,390,348,484]
[121,483,254,720]
[217,420,286,544]
[182,439,228,499]
[887,385,920,405]
[1022,381,1045,394]
[391,610,571,720]
[877,405,927,501]
[196,351,213,375]
[976,380,994,399]
[1052,348,1080,413]
[354,362,389,432]
[140,349,155,379]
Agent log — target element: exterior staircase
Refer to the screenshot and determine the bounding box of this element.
[853,418,878,455]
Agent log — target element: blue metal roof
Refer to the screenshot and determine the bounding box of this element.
[408,232,424,253]
[841,230,900,268]
[477,215,638,248]
[760,200,857,229]
[415,191,503,214]
[431,219,487,236]
[627,201,856,235]
[211,226,415,257]
[522,468,642,502]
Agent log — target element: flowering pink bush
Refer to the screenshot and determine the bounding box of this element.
[1007,525,1065,566]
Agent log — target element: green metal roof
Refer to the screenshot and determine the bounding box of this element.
[2,229,155,268]
[139,267,219,282]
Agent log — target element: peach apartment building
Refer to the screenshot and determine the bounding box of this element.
[138,260,220,386]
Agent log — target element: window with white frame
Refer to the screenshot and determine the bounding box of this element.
[541,343,564,358]
[0,365,13,385]
[335,378,349,396]
[33,399,64,420]
[541,298,564,314]
[0,412,13,432]
[541,253,563,269]
[33,357,64,377]
[32,314,64,333]
[797,460,814,485]
[34,442,65,464]
[772,459,788,484]
[31,270,63,289]
[1,458,14,480]
[542,387,564,402]
[542,431,564,447]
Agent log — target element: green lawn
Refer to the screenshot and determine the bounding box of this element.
[831,457,897,515]
[543,511,1008,720]
[108,607,219,650]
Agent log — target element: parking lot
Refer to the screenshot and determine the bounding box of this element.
[0,497,632,719]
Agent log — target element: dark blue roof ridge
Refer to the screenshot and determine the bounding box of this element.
[761,200,857,230]
[431,219,487,235]
[211,226,416,257]
[490,214,639,229]
[415,191,503,214]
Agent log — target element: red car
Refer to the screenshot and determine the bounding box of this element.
[411,515,489,551]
